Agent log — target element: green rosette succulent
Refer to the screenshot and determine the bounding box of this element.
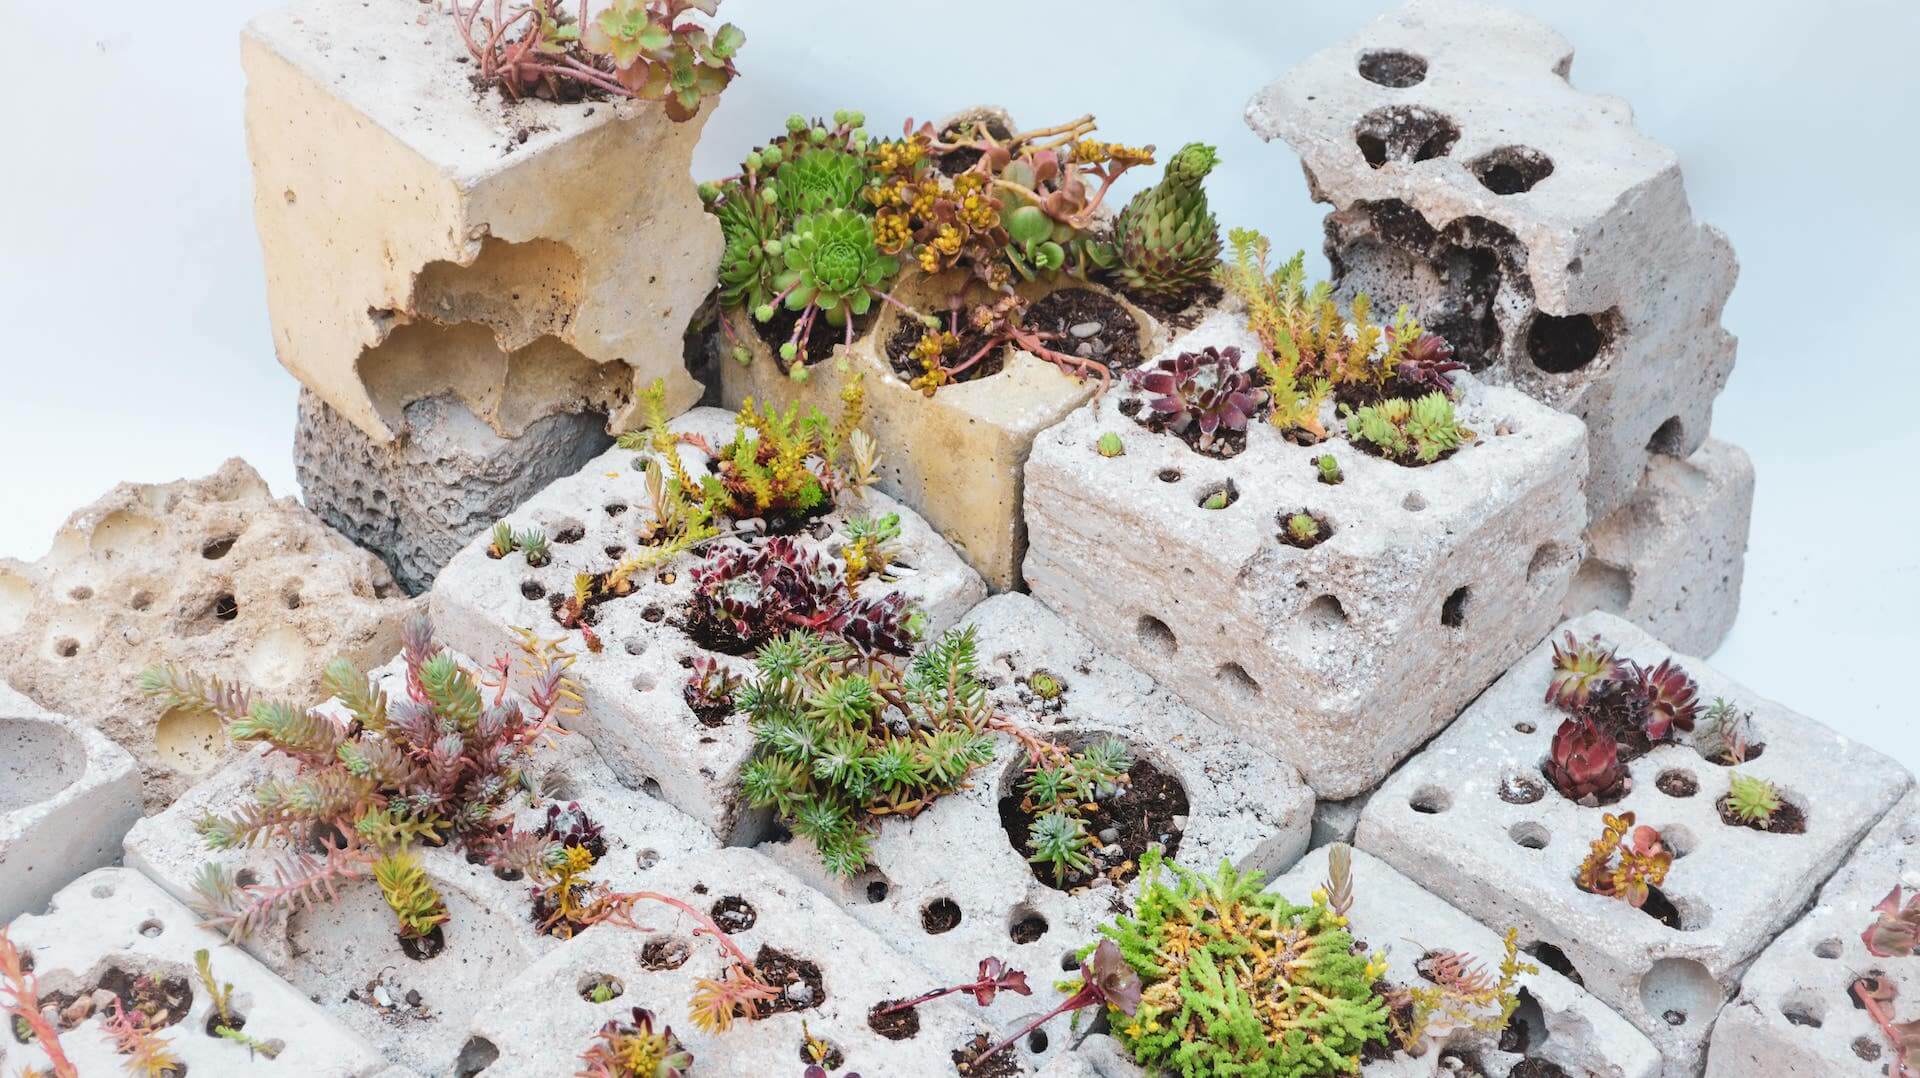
[709,180,784,312]
[774,145,869,218]
[1110,141,1223,302]
[774,209,899,326]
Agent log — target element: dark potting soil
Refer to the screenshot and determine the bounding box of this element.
[1112,279,1222,332]
[1656,770,1699,798]
[42,967,193,1034]
[1126,400,1249,459]
[1509,1060,1573,1078]
[751,303,877,370]
[952,1032,1024,1078]
[1702,741,1767,767]
[1716,794,1808,834]
[885,317,1008,384]
[933,117,1011,176]
[398,925,446,961]
[1499,774,1547,805]
[1025,287,1145,374]
[868,1000,921,1040]
[998,757,1189,891]
[755,946,825,1016]
[710,895,757,933]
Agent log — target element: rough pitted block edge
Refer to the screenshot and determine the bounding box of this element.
[0,682,141,924]
[467,846,1023,1076]
[1245,0,1737,521]
[295,388,613,593]
[122,652,715,1076]
[1357,611,1912,1076]
[1568,439,1753,657]
[756,593,1314,1072]
[1024,304,1587,799]
[1703,788,1920,1076]
[1056,847,1661,1077]
[0,867,390,1077]
[428,406,989,842]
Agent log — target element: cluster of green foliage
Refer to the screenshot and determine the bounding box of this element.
[1020,738,1130,886]
[1343,392,1470,465]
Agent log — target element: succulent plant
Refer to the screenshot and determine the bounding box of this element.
[973,939,1144,1071]
[1727,773,1782,827]
[1285,512,1321,544]
[458,0,743,118]
[1546,632,1625,711]
[1106,142,1223,303]
[1544,716,1630,804]
[1314,454,1343,485]
[1096,431,1125,458]
[538,801,609,862]
[1127,346,1266,451]
[1694,697,1756,763]
[683,655,742,718]
[518,528,552,567]
[1576,811,1670,908]
[774,144,869,218]
[1391,326,1467,397]
[1633,658,1700,741]
[488,522,518,559]
[1019,738,1131,887]
[710,177,785,313]
[685,538,917,657]
[878,956,1032,1015]
[771,209,901,347]
[579,1006,694,1077]
[1864,886,1920,957]
[1343,391,1469,464]
[1028,671,1063,700]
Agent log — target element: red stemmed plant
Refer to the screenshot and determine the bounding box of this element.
[1854,975,1920,1078]
[972,940,1142,1068]
[878,956,1032,1015]
[1,929,77,1078]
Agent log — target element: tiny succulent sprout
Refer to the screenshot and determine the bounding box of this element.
[1096,431,1126,458]
[1028,670,1063,700]
[488,521,518,559]
[732,345,752,365]
[1320,841,1355,918]
[1546,632,1624,711]
[518,528,552,567]
[1314,453,1343,485]
[1343,391,1469,465]
[1544,716,1629,804]
[1726,772,1781,827]
[1202,490,1231,510]
[1864,886,1920,957]
[1695,697,1756,763]
[1633,658,1699,741]
[1286,512,1320,543]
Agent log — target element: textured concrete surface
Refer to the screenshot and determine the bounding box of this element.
[123,651,715,1075]
[0,682,140,924]
[0,458,412,808]
[295,388,613,593]
[1025,304,1587,799]
[757,593,1313,1071]
[245,0,717,445]
[1569,438,1753,657]
[1247,0,1738,522]
[1357,611,1912,1076]
[429,407,987,842]
[0,867,390,1076]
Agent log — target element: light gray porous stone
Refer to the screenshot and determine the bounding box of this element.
[466,846,1019,1077]
[0,682,141,924]
[296,388,614,594]
[1059,846,1660,1078]
[1356,611,1912,1076]
[1703,789,1920,1076]
[1565,439,1753,657]
[757,593,1313,1072]
[429,406,988,842]
[1246,0,1738,522]
[0,867,390,1076]
[123,651,714,1076]
[1024,305,1587,799]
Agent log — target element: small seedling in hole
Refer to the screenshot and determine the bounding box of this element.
[487,522,517,559]
[1727,772,1781,827]
[1028,671,1063,701]
[1286,513,1320,544]
[1201,490,1231,510]
[1096,431,1125,458]
[878,957,1031,1015]
[1021,738,1131,886]
[589,981,617,1004]
[1314,454,1343,484]
[199,947,280,1055]
[518,528,552,568]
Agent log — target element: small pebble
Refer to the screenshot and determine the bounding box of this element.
[1069,321,1103,338]
[373,984,394,1008]
[1097,827,1120,845]
[1171,815,1188,830]
[785,982,815,1005]
[1074,342,1093,357]
[1100,843,1124,860]
[1089,876,1114,890]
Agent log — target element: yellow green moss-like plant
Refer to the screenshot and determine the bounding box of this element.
[1344,392,1470,465]
[1727,772,1782,827]
[374,852,450,940]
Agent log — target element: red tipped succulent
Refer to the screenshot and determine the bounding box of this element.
[1546,632,1624,711]
[1865,886,1920,958]
[1393,330,1466,398]
[1633,658,1699,742]
[1127,346,1267,451]
[1544,716,1630,804]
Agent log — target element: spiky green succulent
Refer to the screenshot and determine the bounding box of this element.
[1344,391,1469,465]
[710,179,785,312]
[774,145,870,218]
[1727,773,1781,826]
[1109,142,1223,303]
[774,209,900,327]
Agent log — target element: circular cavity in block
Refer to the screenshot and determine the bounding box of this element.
[1357,48,1427,87]
[1637,956,1722,1027]
[154,706,227,777]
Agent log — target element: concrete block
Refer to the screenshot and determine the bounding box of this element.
[1567,439,1753,657]
[756,593,1313,1072]
[244,0,718,447]
[0,458,412,809]
[429,407,988,842]
[0,867,389,1076]
[1357,612,1912,1075]
[1247,0,1738,520]
[0,682,141,924]
[1024,306,1588,798]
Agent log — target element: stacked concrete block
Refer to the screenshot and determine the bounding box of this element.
[0,867,391,1077]
[0,682,141,923]
[1024,304,1588,799]
[1356,612,1911,1075]
[247,0,725,585]
[1567,439,1754,656]
[467,847,1016,1076]
[123,652,715,1075]
[1704,789,1920,1076]
[429,406,988,842]
[1247,0,1738,523]
[757,593,1314,1071]
[0,457,412,809]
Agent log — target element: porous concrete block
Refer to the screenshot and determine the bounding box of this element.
[1246,0,1738,520]
[1567,439,1753,657]
[1023,306,1588,799]
[0,867,389,1077]
[1356,611,1912,1076]
[757,593,1313,1072]
[0,458,412,809]
[244,0,717,448]
[0,683,141,923]
[467,846,1014,1077]
[1060,846,1661,1077]
[1704,789,1920,1077]
[295,388,613,594]
[429,406,988,842]
[714,270,1172,591]
[123,652,715,1075]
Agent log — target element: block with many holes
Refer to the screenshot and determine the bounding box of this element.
[428,406,988,843]
[755,593,1314,1072]
[1023,304,1587,799]
[1355,612,1911,1076]
[1245,0,1738,521]
[122,651,716,1076]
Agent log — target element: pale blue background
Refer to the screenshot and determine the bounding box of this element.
[1,1,1914,763]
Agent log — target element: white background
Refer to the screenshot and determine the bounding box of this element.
[1,1,1915,763]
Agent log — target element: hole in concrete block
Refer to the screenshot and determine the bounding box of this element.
[1061,950,1081,972]
[67,585,92,601]
[1526,942,1583,986]
[210,592,239,622]
[1027,1028,1050,1054]
[139,919,163,938]
[1195,480,1239,510]
[552,520,586,544]
[577,973,623,1003]
[1156,467,1183,484]
[1409,785,1450,814]
[1526,542,1563,583]
[860,872,890,904]
[1566,560,1632,618]
[1215,662,1261,701]
[1470,145,1555,194]
[281,586,302,610]
[1135,615,1177,652]
[1009,907,1049,944]
[1513,721,1536,735]
[635,848,659,871]
[1855,1035,1884,1060]
[641,936,692,970]
[798,1038,845,1070]
[1780,992,1825,1028]
[868,1000,921,1040]
[52,636,79,658]
[641,777,662,799]
[129,589,154,612]
[1814,938,1843,959]
[1662,823,1698,859]
[709,897,756,933]
[1303,594,1348,631]
[1649,416,1687,456]
[156,707,226,776]
[202,536,237,560]
[456,1035,500,1076]
[91,883,114,899]
[1509,822,1550,849]
[1278,509,1333,549]
[1440,586,1470,628]
[1527,311,1614,373]
[1355,105,1460,167]
[623,638,646,656]
[1357,48,1427,87]
[1499,773,1545,805]
[922,897,962,935]
[1656,770,1698,798]
[521,580,546,600]
[1401,492,1427,512]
